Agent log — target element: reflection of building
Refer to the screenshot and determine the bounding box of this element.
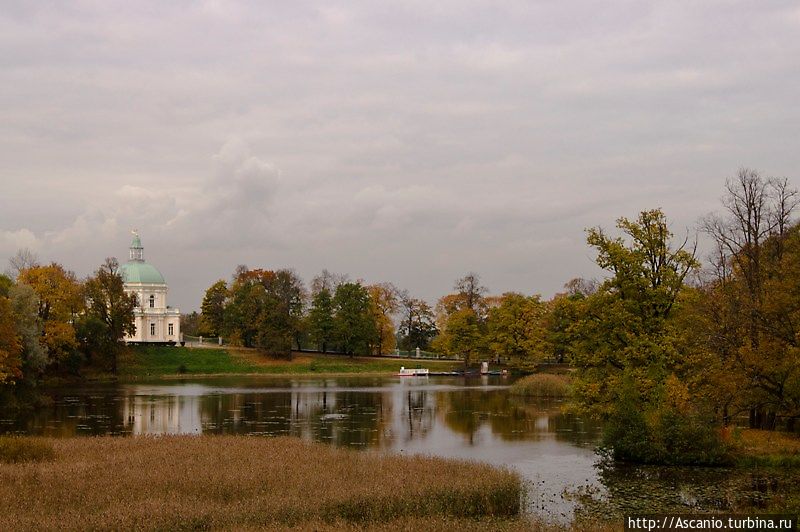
[120,231,181,343]
[122,394,202,435]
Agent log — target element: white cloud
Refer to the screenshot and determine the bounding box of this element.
[0,228,40,257]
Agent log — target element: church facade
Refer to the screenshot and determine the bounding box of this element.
[120,232,181,344]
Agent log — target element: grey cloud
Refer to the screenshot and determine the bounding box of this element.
[1,1,799,309]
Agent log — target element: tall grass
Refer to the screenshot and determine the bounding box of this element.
[509,374,571,398]
[0,436,522,530]
[733,428,800,467]
[0,436,54,463]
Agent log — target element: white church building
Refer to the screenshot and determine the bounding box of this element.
[120,232,181,344]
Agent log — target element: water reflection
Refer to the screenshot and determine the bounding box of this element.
[5,377,794,522]
[6,377,594,448]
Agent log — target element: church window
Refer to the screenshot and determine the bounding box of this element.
[150,323,156,336]
[149,295,155,308]
[168,323,174,336]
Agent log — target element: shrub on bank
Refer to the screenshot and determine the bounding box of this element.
[510,373,571,398]
[601,377,731,466]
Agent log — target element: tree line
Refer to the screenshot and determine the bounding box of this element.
[196,268,439,357]
[0,257,136,394]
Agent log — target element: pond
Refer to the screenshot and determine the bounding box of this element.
[1,376,797,522]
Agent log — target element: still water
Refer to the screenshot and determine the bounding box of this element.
[1,376,796,521]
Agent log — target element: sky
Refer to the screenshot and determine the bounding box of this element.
[1,1,799,311]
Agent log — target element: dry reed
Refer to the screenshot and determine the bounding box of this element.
[509,374,571,398]
[0,436,522,530]
[0,436,54,463]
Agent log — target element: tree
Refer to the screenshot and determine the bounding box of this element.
[573,209,699,416]
[256,269,305,357]
[308,288,335,352]
[570,209,730,464]
[0,296,22,384]
[201,280,228,336]
[219,268,305,355]
[486,292,546,367]
[310,269,348,296]
[701,169,800,428]
[367,283,398,355]
[441,308,485,369]
[7,248,39,279]
[454,272,488,319]
[18,263,84,371]
[9,284,47,380]
[332,282,376,356]
[181,311,201,336]
[397,293,437,351]
[433,274,490,367]
[223,269,262,347]
[0,274,13,297]
[83,258,137,374]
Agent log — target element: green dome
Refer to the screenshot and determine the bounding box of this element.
[121,261,166,284]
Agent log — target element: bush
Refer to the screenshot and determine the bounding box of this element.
[601,378,731,466]
[0,436,55,463]
[509,373,570,397]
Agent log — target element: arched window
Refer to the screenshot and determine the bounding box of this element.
[149,295,155,308]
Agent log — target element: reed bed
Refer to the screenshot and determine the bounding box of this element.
[0,436,54,463]
[0,436,522,530]
[509,374,571,398]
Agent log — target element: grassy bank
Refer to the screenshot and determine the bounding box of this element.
[509,373,571,397]
[733,428,800,467]
[0,435,522,530]
[118,346,460,379]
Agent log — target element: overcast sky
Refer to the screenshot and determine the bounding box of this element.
[2,1,799,311]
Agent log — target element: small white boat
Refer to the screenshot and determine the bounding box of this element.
[397,366,429,377]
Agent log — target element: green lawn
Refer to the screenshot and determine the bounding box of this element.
[118,346,460,379]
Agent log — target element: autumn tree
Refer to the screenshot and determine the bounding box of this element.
[367,283,398,355]
[221,268,305,355]
[256,269,305,357]
[83,258,137,374]
[701,169,800,429]
[0,296,22,384]
[433,274,490,367]
[486,292,547,367]
[440,308,485,369]
[18,263,84,371]
[200,280,228,336]
[568,209,730,464]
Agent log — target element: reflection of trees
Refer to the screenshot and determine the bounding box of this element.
[181,387,389,448]
[0,385,127,436]
[439,390,602,445]
[403,388,435,441]
[4,380,601,452]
